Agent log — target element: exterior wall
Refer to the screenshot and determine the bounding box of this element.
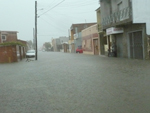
[59,36,69,44]
[71,30,74,40]
[52,38,60,52]
[100,0,111,19]
[70,23,97,53]
[132,0,150,35]
[0,31,18,43]
[74,32,82,51]
[123,24,148,59]
[108,23,148,59]
[111,0,129,13]
[82,24,99,55]
[96,7,106,55]
[148,35,150,58]
[101,0,129,18]
[96,7,101,26]
[68,40,72,53]
[100,0,132,29]
[74,38,82,51]
[0,45,17,63]
[100,0,149,59]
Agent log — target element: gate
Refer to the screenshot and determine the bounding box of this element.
[129,31,143,59]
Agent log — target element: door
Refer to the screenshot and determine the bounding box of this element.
[116,34,123,57]
[93,39,99,55]
[129,31,143,59]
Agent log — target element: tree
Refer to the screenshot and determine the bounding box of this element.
[44,42,51,51]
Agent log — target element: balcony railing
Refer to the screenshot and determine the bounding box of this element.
[102,6,132,27]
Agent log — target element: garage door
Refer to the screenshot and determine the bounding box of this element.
[116,34,123,57]
[129,31,143,59]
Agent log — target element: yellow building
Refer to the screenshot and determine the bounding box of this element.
[96,7,108,56]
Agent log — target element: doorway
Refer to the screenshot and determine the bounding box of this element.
[115,34,123,57]
[129,31,143,59]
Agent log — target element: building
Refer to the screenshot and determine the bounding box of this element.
[59,36,69,52]
[96,7,107,55]
[0,31,18,43]
[82,24,100,55]
[69,23,97,53]
[74,32,82,53]
[0,31,27,63]
[100,0,150,59]
[52,36,69,52]
[52,38,60,52]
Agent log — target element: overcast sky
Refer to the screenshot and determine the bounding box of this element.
[0,0,100,47]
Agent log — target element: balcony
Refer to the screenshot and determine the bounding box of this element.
[102,6,132,29]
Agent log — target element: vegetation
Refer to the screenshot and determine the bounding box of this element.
[0,41,25,46]
[44,42,51,51]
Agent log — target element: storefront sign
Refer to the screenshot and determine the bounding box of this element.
[106,27,124,35]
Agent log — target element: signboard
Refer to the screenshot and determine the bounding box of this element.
[106,27,124,35]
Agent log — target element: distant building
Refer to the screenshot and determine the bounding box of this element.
[52,36,69,52]
[69,23,97,53]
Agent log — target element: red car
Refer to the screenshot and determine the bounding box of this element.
[76,46,83,53]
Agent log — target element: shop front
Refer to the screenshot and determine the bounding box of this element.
[106,27,124,57]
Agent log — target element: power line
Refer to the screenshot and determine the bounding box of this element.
[38,0,65,17]
[56,1,98,7]
[39,17,68,32]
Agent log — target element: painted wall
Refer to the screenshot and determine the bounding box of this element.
[0,31,18,43]
[82,24,99,55]
[111,0,129,13]
[132,0,150,35]
[74,32,82,51]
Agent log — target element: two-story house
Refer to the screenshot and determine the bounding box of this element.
[100,0,150,59]
[69,23,97,53]
[96,7,107,55]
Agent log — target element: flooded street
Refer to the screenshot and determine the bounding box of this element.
[0,52,150,113]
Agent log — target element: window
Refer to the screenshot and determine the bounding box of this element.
[1,35,7,41]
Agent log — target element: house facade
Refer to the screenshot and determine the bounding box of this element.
[82,24,100,55]
[59,36,69,52]
[0,31,18,43]
[100,0,150,59]
[69,23,97,53]
[52,37,69,52]
[0,31,27,63]
[96,7,107,55]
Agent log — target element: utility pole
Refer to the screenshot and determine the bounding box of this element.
[33,28,35,50]
[35,1,38,60]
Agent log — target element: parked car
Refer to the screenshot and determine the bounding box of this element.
[76,46,83,53]
[26,50,35,58]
